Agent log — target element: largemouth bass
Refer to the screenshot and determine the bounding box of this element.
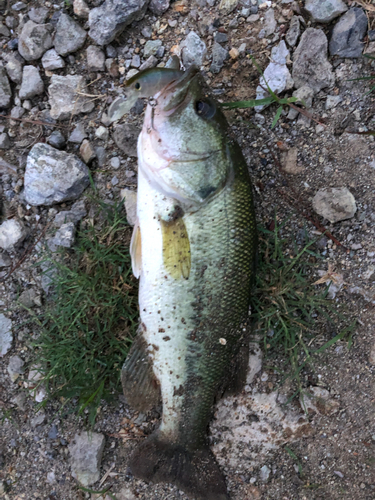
[122,66,257,499]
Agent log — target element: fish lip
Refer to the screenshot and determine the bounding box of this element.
[156,65,200,113]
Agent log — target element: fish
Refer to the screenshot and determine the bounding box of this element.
[121,66,257,499]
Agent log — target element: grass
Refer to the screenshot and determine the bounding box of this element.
[30,199,138,424]
[251,217,355,400]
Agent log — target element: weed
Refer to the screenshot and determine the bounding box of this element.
[348,54,375,94]
[251,217,355,398]
[284,446,303,476]
[30,199,138,424]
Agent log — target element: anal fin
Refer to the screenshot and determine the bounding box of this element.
[121,332,161,412]
[161,216,191,279]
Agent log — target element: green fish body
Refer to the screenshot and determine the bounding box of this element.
[122,67,257,499]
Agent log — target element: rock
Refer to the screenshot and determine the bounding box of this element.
[54,200,87,227]
[48,75,95,120]
[47,130,66,149]
[304,0,347,23]
[49,222,76,249]
[0,133,11,149]
[24,143,90,206]
[287,84,314,119]
[111,156,120,169]
[325,94,342,110]
[27,364,46,402]
[19,66,44,100]
[131,54,141,68]
[143,39,162,58]
[74,0,90,18]
[329,8,367,58]
[369,344,375,365]
[69,432,105,487]
[260,464,271,483]
[11,106,25,119]
[286,15,300,47]
[18,21,53,61]
[301,387,340,416]
[80,140,96,164]
[5,54,23,84]
[89,0,149,46]
[54,14,87,56]
[0,219,26,250]
[218,0,239,14]
[28,7,49,23]
[120,188,137,226]
[68,122,87,144]
[0,22,10,37]
[42,49,65,70]
[255,41,293,110]
[113,124,140,157]
[180,31,207,69]
[0,314,12,357]
[0,68,12,109]
[87,45,105,71]
[7,355,25,382]
[30,412,46,428]
[215,32,228,44]
[18,288,40,308]
[0,253,11,267]
[139,55,158,71]
[293,28,334,93]
[95,146,107,167]
[149,0,170,15]
[210,41,229,74]
[263,8,276,37]
[312,187,357,223]
[11,1,26,10]
[95,126,108,141]
[281,147,303,174]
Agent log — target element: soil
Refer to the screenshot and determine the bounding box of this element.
[0,1,375,499]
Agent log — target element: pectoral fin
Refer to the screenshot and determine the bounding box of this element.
[130,220,142,278]
[161,217,191,279]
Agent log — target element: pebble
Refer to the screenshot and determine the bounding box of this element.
[47,130,66,150]
[73,0,90,18]
[214,32,228,44]
[0,219,26,250]
[0,67,12,109]
[48,75,95,120]
[69,432,105,487]
[292,28,334,94]
[180,31,207,68]
[54,13,87,56]
[95,146,107,167]
[0,314,13,356]
[49,222,76,250]
[286,15,300,47]
[0,253,11,267]
[113,124,140,157]
[95,126,109,141]
[5,54,24,84]
[11,106,25,119]
[28,7,49,24]
[149,0,170,15]
[42,49,65,71]
[18,288,40,308]
[68,122,88,144]
[210,41,229,74]
[281,147,303,174]
[263,8,276,37]
[11,1,26,10]
[218,0,239,14]
[139,55,158,71]
[143,39,162,58]
[0,22,10,37]
[89,0,149,46]
[53,200,87,228]
[312,187,357,223]
[87,45,106,71]
[110,156,121,169]
[7,355,25,382]
[369,344,375,365]
[30,412,46,428]
[25,143,90,206]
[121,188,137,226]
[0,132,11,149]
[325,95,342,110]
[18,20,53,61]
[131,54,141,68]
[329,8,367,58]
[304,0,347,23]
[19,66,44,100]
[80,139,96,164]
[260,464,271,482]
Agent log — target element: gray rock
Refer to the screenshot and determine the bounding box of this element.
[0,219,27,250]
[5,54,23,84]
[180,31,206,68]
[18,288,40,308]
[19,66,44,100]
[12,1,26,10]
[325,94,342,110]
[30,412,46,428]
[0,22,10,37]
[329,8,367,58]
[287,84,314,120]
[42,49,65,70]
[49,222,76,249]
[260,464,271,482]
[87,45,105,71]
[113,124,140,157]
[218,0,239,14]
[120,188,137,226]
[29,7,49,24]
[214,32,228,44]
[48,75,95,120]
[95,146,107,167]
[0,68,12,109]
[286,15,300,47]
[11,106,25,119]
[312,187,357,223]
[0,253,11,267]
[263,8,276,36]
[7,355,25,382]
[255,41,293,110]
[95,126,108,140]
[69,432,105,487]
[293,28,334,93]
[131,54,141,68]
[0,314,12,356]
[24,143,90,206]
[143,39,162,58]
[139,55,158,71]
[210,41,229,74]
[47,130,66,149]
[54,14,87,56]
[18,21,53,61]
[149,0,170,15]
[88,0,149,46]
[53,200,87,227]
[68,122,88,144]
[73,0,90,18]
[110,156,120,169]
[0,133,11,149]
[80,139,96,164]
[304,0,347,24]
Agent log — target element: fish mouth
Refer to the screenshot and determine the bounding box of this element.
[156,65,200,115]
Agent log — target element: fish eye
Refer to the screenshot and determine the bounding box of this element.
[134,82,141,90]
[195,99,216,119]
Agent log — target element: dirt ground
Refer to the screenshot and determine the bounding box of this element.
[0,0,375,499]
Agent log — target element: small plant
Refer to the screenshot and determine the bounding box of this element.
[348,54,375,95]
[252,217,355,398]
[31,199,138,424]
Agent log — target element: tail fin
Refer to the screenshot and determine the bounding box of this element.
[130,434,229,500]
